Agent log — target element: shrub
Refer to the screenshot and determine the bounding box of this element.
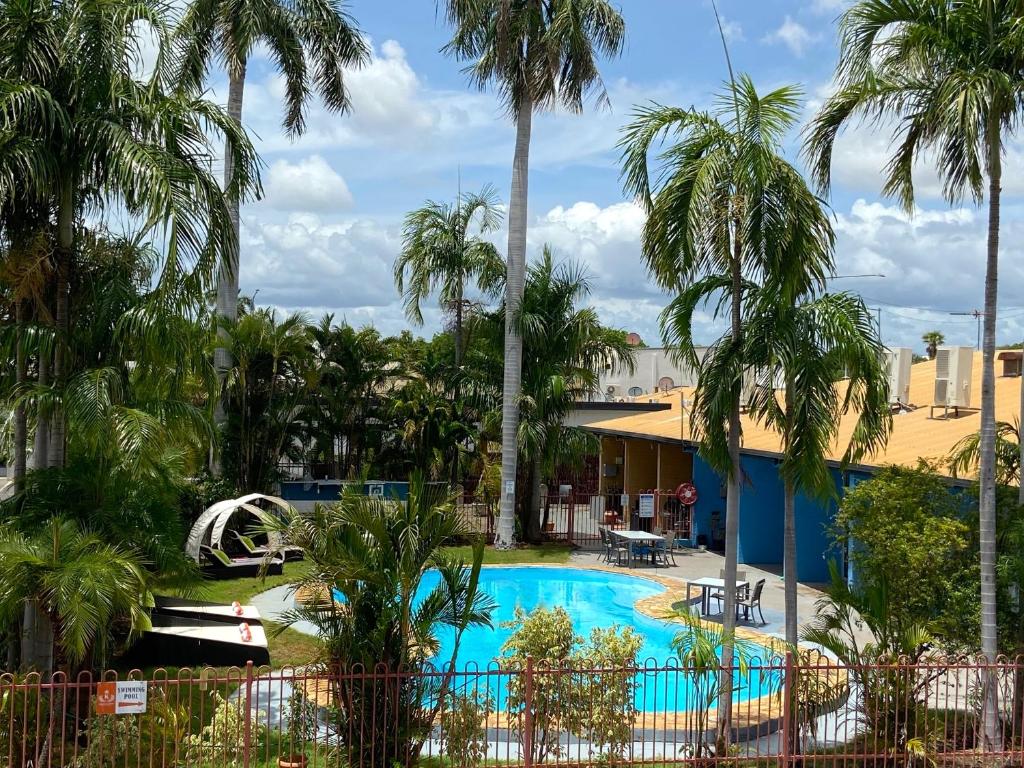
[184,691,266,765]
[439,691,493,767]
[500,605,643,763]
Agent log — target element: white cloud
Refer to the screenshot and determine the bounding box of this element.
[263,155,353,211]
[762,16,817,57]
[811,0,848,13]
[719,18,745,43]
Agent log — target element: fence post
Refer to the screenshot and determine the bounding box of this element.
[243,661,254,768]
[523,656,534,768]
[566,493,575,546]
[781,650,795,768]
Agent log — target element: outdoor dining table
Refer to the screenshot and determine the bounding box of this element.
[610,529,666,568]
[685,577,750,616]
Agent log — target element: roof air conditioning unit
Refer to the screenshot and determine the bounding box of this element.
[884,347,912,405]
[933,346,973,408]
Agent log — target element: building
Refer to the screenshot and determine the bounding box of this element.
[576,348,1020,582]
[598,346,706,400]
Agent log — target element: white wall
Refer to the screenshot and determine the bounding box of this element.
[598,347,706,400]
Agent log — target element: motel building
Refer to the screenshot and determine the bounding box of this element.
[570,346,1024,584]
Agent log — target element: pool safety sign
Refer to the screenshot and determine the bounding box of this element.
[96,681,147,715]
[638,494,655,518]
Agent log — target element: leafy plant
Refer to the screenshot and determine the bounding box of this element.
[184,691,266,765]
[439,691,493,768]
[500,605,643,763]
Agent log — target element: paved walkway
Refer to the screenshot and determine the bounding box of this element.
[567,548,830,642]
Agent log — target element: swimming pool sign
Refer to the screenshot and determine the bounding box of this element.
[96,681,147,715]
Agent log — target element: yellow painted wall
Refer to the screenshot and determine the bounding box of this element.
[624,439,658,495]
[657,445,693,490]
[598,437,625,495]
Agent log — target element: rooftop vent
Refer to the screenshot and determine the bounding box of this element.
[930,346,973,417]
[884,347,913,406]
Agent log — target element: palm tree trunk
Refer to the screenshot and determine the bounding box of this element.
[978,121,1002,749]
[455,277,464,368]
[213,62,246,447]
[33,341,50,470]
[496,94,533,549]
[717,245,743,750]
[49,179,73,469]
[783,385,798,647]
[13,299,27,487]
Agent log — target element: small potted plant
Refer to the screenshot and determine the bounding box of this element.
[279,688,317,767]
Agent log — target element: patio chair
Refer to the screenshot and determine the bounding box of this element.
[710,569,748,612]
[736,578,767,624]
[600,527,628,566]
[650,527,676,567]
[200,545,283,579]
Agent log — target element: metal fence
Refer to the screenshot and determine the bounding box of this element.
[456,491,694,550]
[4,654,1024,767]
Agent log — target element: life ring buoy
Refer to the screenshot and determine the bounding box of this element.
[676,482,698,506]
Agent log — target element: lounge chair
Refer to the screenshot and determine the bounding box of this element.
[200,545,283,579]
[736,578,767,624]
[230,530,304,561]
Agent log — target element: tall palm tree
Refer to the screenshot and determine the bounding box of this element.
[442,0,626,548]
[745,291,892,646]
[176,0,369,405]
[619,76,831,744]
[804,1,1024,744]
[395,186,504,368]
[0,0,259,469]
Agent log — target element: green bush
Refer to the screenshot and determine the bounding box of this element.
[439,691,493,767]
[500,605,643,763]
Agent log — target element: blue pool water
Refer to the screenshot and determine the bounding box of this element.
[335,566,780,710]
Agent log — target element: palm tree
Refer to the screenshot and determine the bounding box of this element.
[473,248,634,541]
[0,0,259,469]
[176,0,369,401]
[260,476,494,764]
[0,518,152,672]
[804,1,1024,743]
[395,186,504,367]
[220,307,312,492]
[442,0,626,548]
[619,76,831,744]
[922,330,945,360]
[948,418,1021,486]
[745,291,892,647]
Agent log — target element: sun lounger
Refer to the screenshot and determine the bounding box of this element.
[230,530,304,561]
[200,545,283,579]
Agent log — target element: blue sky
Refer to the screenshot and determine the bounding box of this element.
[223,0,1024,355]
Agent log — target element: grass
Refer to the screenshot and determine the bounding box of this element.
[445,542,573,565]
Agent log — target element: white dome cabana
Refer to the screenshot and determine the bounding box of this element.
[186,493,293,561]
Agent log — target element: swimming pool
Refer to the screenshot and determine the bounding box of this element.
[335,566,780,710]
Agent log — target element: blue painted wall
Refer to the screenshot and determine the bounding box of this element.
[688,453,850,583]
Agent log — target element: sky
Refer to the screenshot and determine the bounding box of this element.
[210,0,1024,355]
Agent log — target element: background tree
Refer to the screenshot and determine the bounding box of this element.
[746,290,892,646]
[395,186,504,366]
[620,76,830,743]
[805,7,1024,736]
[922,330,945,360]
[443,0,626,548]
[176,0,368,423]
[473,248,634,541]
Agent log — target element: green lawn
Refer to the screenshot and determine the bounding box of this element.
[157,543,571,668]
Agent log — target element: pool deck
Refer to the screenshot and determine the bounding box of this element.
[565,549,842,643]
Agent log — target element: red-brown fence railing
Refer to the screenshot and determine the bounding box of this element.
[4,654,1024,767]
[456,491,695,549]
